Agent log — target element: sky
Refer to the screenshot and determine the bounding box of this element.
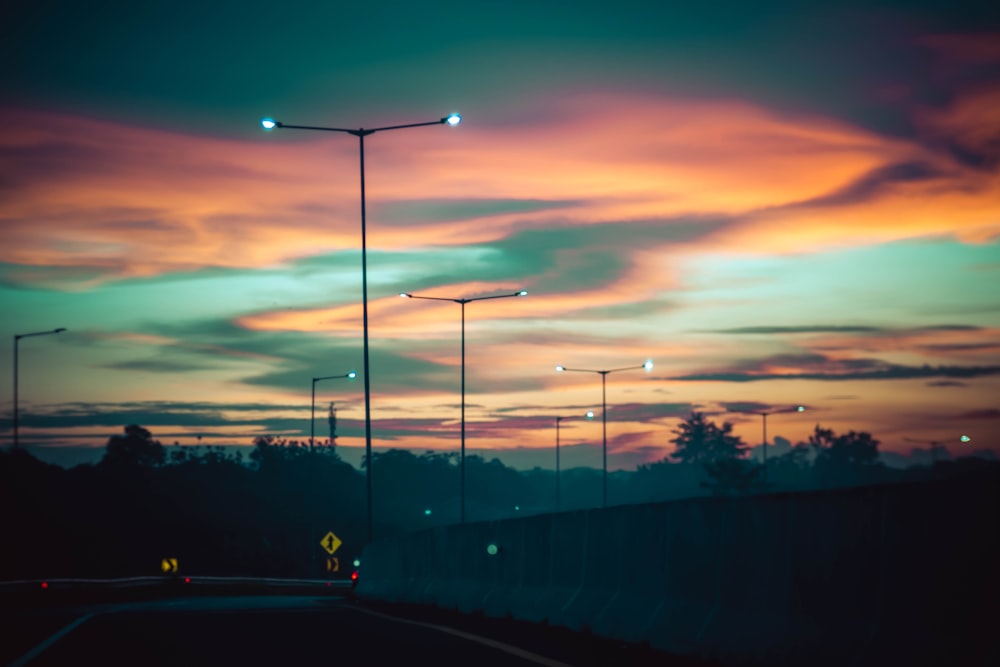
[1,0,998,471]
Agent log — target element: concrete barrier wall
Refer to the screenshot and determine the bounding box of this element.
[357,476,999,665]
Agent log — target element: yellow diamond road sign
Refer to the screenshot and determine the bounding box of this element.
[320,531,342,555]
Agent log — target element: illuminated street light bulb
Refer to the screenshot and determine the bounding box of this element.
[586,410,595,419]
[261,118,277,130]
[445,113,462,126]
[518,290,528,296]
[556,365,565,372]
[643,359,654,371]
[399,293,410,298]
[960,435,971,443]
[348,371,358,380]
[797,405,805,412]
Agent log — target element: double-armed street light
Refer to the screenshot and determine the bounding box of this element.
[732,405,805,484]
[13,328,67,449]
[262,112,461,543]
[555,411,595,511]
[400,290,528,523]
[310,371,357,449]
[555,360,653,508]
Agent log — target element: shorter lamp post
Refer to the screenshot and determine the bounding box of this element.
[904,435,971,467]
[400,290,528,523]
[555,360,653,508]
[13,328,67,449]
[555,410,595,511]
[311,371,357,448]
[732,405,805,484]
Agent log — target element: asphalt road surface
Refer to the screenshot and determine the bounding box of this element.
[3,593,717,667]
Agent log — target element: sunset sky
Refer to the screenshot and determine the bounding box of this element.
[2,0,998,470]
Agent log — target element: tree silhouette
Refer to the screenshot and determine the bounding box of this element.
[669,413,757,495]
[809,425,884,487]
[670,412,748,464]
[99,424,165,470]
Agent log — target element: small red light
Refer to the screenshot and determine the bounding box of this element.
[184,577,191,584]
[351,571,358,581]
[41,582,48,589]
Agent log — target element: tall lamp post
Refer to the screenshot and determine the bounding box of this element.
[400,290,528,523]
[732,405,805,484]
[13,328,67,449]
[555,410,595,512]
[262,112,461,543]
[904,435,971,467]
[555,360,653,508]
[311,371,357,448]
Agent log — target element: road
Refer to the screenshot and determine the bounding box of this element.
[3,593,716,667]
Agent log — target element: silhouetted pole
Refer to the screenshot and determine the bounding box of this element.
[311,372,356,448]
[556,361,653,508]
[400,290,528,522]
[262,114,461,544]
[12,328,66,449]
[733,405,805,484]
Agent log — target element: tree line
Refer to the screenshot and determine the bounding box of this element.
[2,414,994,580]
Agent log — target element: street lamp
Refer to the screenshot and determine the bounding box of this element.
[400,289,528,523]
[555,411,595,512]
[262,112,461,543]
[555,360,653,508]
[12,328,67,449]
[732,405,805,484]
[310,371,357,448]
[904,435,971,467]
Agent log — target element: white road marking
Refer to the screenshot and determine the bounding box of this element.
[353,605,576,667]
[8,613,94,667]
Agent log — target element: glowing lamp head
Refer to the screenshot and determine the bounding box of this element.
[486,543,499,556]
[518,290,528,296]
[444,113,462,126]
[644,359,654,371]
[399,293,411,298]
[261,118,277,130]
[796,405,805,412]
[960,435,971,443]
[556,365,565,372]
[586,410,595,419]
[347,371,357,380]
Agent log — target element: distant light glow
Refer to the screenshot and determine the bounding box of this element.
[347,371,357,379]
[445,113,462,126]
[399,293,411,298]
[260,118,277,130]
[797,405,805,412]
[643,359,654,371]
[960,435,971,442]
[556,365,565,372]
[486,543,498,556]
[518,290,528,296]
[353,559,360,567]
[586,410,595,419]
[424,508,432,515]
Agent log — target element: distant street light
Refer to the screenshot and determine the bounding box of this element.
[555,360,653,508]
[262,112,461,544]
[310,371,357,448]
[12,328,67,449]
[400,290,528,523]
[555,411,595,511]
[904,435,972,467]
[731,405,805,484]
